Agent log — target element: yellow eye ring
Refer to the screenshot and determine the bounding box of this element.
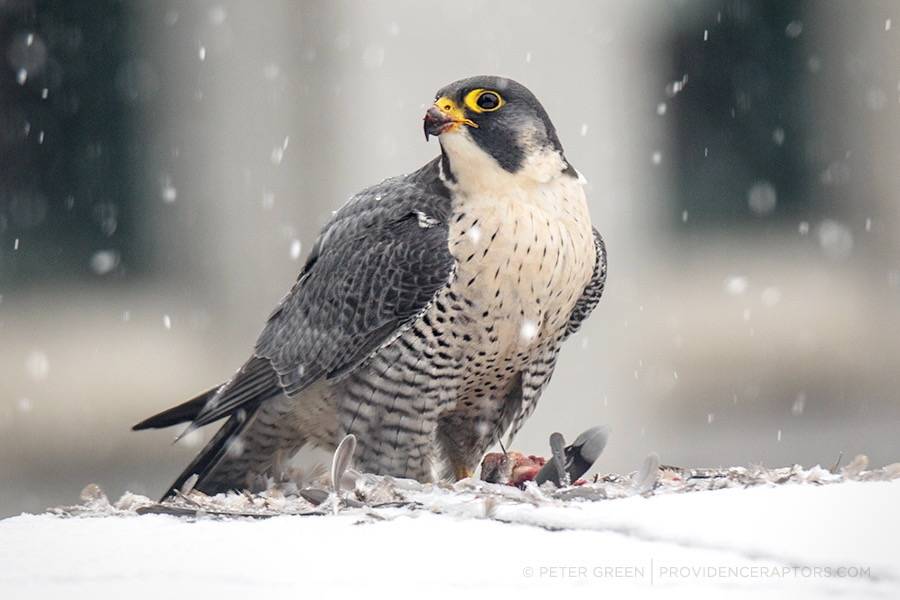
[464,88,504,113]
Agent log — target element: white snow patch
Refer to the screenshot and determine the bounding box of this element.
[1,479,898,598]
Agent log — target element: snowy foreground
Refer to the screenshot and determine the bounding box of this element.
[1,461,898,599]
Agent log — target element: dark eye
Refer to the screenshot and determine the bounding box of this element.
[476,91,501,110]
[464,88,504,113]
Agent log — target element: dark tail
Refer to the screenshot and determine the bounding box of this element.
[162,406,261,500]
[133,385,263,500]
[132,387,218,431]
[135,370,288,500]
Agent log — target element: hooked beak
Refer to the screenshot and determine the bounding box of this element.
[423,96,478,141]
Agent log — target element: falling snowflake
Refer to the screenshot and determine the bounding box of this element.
[785,21,803,38]
[25,351,50,382]
[772,128,786,145]
[792,393,806,416]
[362,45,385,69]
[747,181,777,216]
[817,220,854,260]
[271,136,290,165]
[724,276,749,295]
[520,320,539,342]
[760,287,782,308]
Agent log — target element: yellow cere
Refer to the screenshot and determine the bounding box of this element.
[434,96,479,129]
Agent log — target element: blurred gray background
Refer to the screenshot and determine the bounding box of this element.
[1,0,898,517]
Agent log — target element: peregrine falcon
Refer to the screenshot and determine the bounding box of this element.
[134,76,607,498]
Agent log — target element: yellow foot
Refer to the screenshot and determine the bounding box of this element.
[453,465,474,480]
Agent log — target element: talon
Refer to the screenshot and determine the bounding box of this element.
[454,465,474,481]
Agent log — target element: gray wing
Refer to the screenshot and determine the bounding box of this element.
[191,159,454,427]
[564,227,607,338]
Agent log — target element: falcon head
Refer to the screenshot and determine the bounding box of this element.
[424,76,573,185]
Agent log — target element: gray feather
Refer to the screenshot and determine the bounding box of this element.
[633,452,660,494]
[534,432,568,487]
[331,434,357,495]
[564,228,607,338]
[570,425,609,466]
[256,158,455,396]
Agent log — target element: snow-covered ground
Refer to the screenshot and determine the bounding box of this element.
[1,470,898,599]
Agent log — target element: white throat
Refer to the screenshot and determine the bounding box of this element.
[438,128,568,197]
